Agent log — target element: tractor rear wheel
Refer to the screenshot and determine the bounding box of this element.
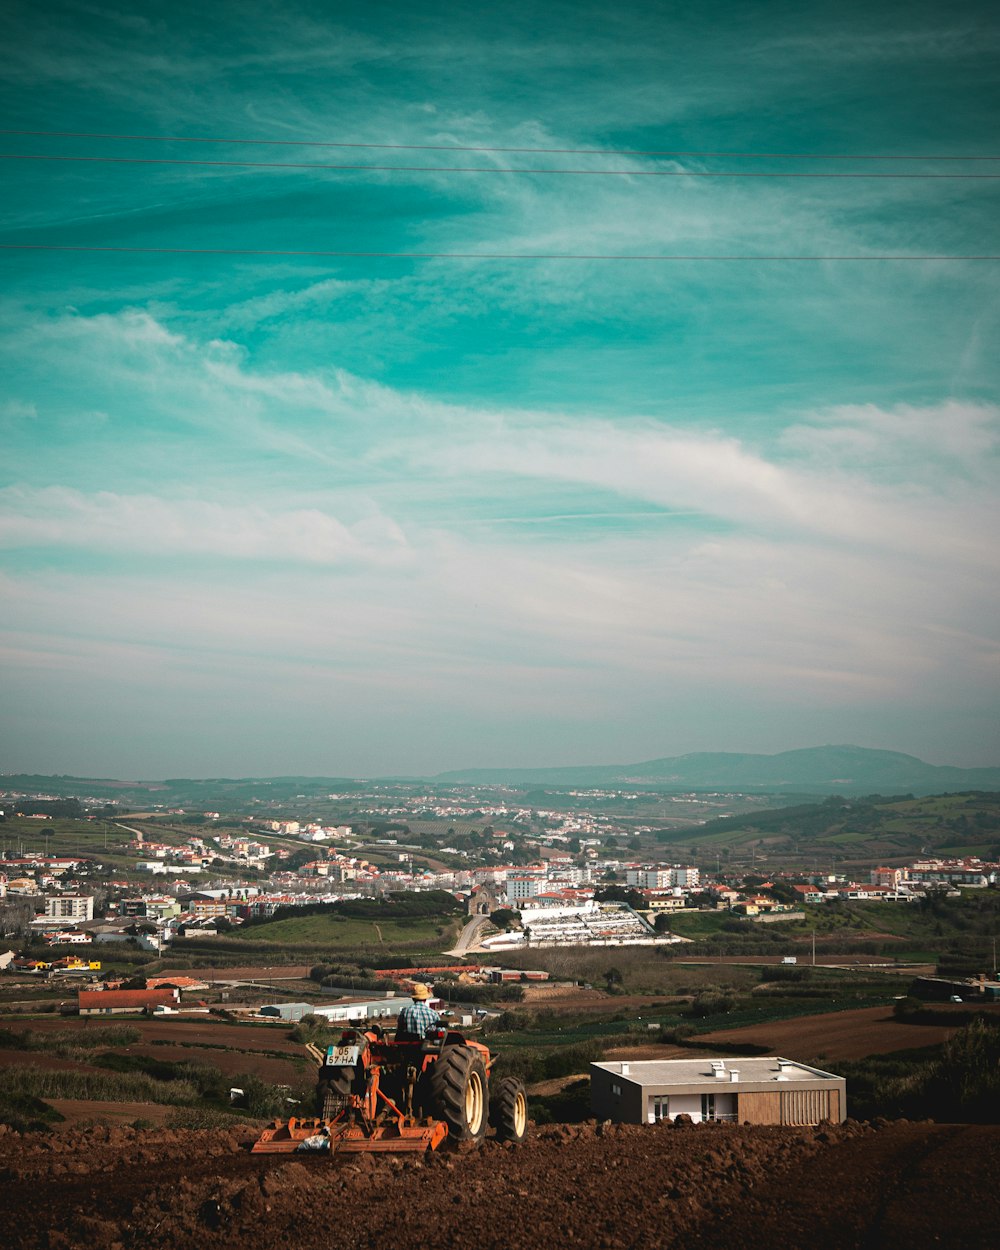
[489,1076,528,1143]
[315,1065,353,1117]
[425,1046,488,1142]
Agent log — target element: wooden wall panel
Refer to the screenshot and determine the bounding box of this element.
[780,1088,830,1125]
[736,1091,782,1124]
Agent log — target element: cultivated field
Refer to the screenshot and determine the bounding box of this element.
[602,1005,984,1064]
[2,1118,998,1250]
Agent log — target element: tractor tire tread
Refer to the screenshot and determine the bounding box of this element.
[489,1075,528,1143]
[425,1046,487,1142]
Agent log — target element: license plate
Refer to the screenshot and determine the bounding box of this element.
[326,1044,361,1067]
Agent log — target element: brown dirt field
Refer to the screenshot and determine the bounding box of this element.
[695,1005,970,1065]
[0,1118,997,1249]
[519,989,681,1015]
[0,1049,105,1074]
[677,954,934,969]
[122,1043,306,1084]
[602,1005,975,1065]
[697,1006,962,1062]
[4,1018,310,1084]
[155,965,313,980]
[46,1099,177,1129]
[0,1041,302,1088]
[21,1016,304,1053]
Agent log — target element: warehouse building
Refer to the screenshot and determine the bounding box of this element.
[591,1056,845,1126]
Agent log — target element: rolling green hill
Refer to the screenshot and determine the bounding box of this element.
[655,791,1000,862]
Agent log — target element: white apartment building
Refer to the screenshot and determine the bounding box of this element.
[43,895,94,922]
[507,873,543,901]
[626,868,672,889]
[670,866,700,889]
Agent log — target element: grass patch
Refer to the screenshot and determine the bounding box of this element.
[0,1024,143,1061]
[0,1092,66,1133]
[1,1064,201,1106]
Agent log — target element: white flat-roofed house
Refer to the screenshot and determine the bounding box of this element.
[591,1056,845,1127]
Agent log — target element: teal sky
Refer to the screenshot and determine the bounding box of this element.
[2,1,999,777]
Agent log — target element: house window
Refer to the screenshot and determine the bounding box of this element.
[651,1095,670,1121]
[701,1093,716,1121]
[611,1082,622,1097]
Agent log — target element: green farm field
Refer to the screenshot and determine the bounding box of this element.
[228,911,459,950]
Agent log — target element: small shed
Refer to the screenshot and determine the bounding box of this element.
[590,1056,845,1126]
[259,1002,314,1022]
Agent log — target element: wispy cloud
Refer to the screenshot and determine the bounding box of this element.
[0,486,408,567]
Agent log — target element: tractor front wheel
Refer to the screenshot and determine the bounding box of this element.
[426,1047,488,1142]
[489,1076,528,1143]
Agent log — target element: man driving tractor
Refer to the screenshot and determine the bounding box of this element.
[395,982,442,1039]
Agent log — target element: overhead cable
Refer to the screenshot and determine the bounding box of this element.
[2,128,998,161]
[5,153,1000,179]
[3,244,997,261]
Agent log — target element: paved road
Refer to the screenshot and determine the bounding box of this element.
[447,914,491,956]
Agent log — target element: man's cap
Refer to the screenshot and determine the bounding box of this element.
[411,982,431,1000]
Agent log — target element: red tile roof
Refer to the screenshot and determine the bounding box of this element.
[78,988,178,1010]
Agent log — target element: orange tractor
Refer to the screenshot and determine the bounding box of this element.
[252,1021,527,1155]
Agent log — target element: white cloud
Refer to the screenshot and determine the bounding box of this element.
[782,401,1000,472]
[0,486,408,567]
[3,306,998,769]
[400,407,1000,569]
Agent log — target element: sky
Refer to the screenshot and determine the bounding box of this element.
[1,0,999,778]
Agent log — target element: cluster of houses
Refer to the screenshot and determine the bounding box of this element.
[790,858,999,903]
[5,842,999,964]
[130,830,274,873]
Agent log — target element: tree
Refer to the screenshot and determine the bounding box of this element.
[595,885,645,909]
[0,898,34,939]
[604,966,624,993]
[490,908,519,931]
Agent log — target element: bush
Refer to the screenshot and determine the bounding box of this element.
[233,1074,285,1118]
[490,909,520,931]
[688,992,736,1019]
[760,966,810,983]
[290,1015,338,1044]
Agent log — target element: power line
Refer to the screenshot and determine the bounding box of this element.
[3,244,997,261]
[2,128,998,161]
[4,153,999,179]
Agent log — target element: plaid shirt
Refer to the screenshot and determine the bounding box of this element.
[395,1000,441,1038]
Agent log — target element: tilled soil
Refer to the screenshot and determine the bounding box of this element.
[605,1005,971,1064]
[1,1117,997,1250]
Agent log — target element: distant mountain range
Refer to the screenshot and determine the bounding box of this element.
[433,745,1000,795]
[4,746,999,803]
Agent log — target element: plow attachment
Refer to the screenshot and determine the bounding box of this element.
[252,1115,448,1155]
